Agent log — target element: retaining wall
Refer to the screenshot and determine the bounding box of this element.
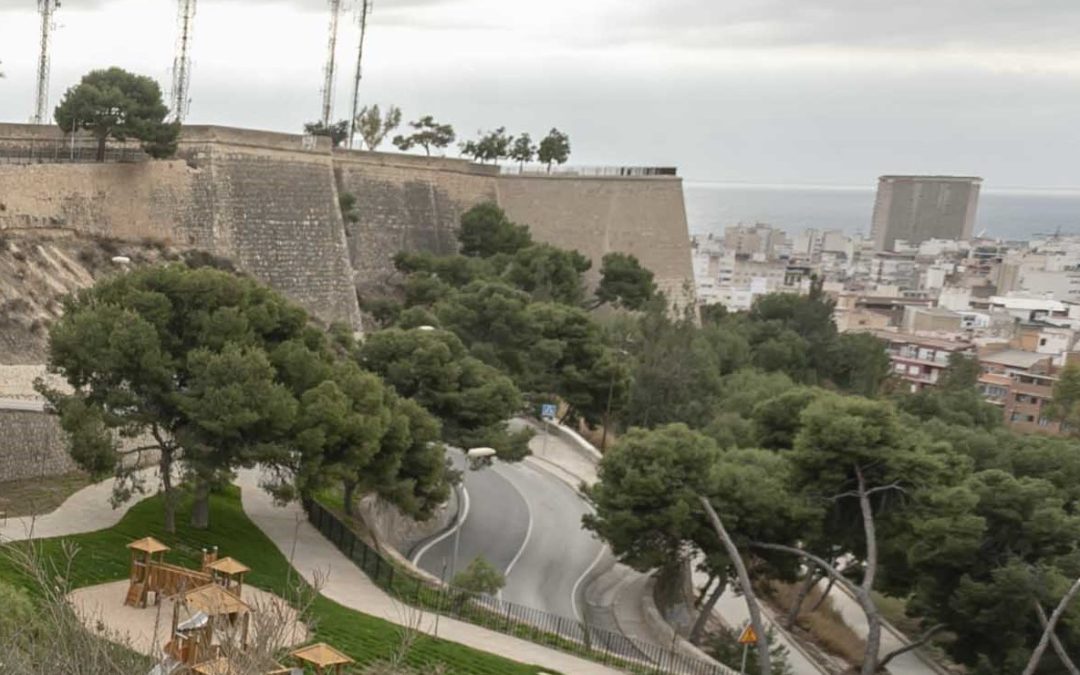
[0,409,77,482]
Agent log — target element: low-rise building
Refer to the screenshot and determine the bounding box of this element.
[873,332,974,392]
[977,348,1061,434]
[901,306,963,334]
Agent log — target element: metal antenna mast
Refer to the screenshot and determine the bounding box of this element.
[320,0,343,127]
[32,0,59,124]
[171,0,197,123]
[347,0,373,149]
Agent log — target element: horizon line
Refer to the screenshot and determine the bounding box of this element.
[684,178,1080,196]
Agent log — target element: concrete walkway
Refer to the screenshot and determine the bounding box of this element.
[236,470,624,675]
[826,585,941,675]
[0,468,156,542]
[687,563,828,675]
[1,468,622,673]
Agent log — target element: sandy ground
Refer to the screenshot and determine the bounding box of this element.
[68,580,309,659]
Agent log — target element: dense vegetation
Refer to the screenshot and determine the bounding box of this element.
[29,198,1080,674]
[0,488,549,675]
[355,203,1080,673]
[55,67,179,161]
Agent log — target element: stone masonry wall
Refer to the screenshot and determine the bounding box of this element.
[0,410,77,483]
[190,143,361,328]
[496,174,696,304]
[0,160,202,244]
[0,123,694,327]
[333,150,499,294]
[0,124,360,330]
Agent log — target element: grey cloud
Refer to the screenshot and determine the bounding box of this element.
[0,0,454,12]
[600,0,1080,50]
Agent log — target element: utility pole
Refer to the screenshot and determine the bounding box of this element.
[32,0,59,125]
[171,0,197,123]
[320,0,343,127]
[347,0,373,149]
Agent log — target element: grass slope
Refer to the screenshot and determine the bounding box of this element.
[0,486,554,675]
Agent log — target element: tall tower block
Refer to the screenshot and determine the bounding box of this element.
[871,175,982,252]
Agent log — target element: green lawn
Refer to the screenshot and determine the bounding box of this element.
[0,487,556,675]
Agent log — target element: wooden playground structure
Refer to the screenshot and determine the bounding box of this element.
[123,536,354,674]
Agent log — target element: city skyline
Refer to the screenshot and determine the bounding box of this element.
[1,0,1079,188]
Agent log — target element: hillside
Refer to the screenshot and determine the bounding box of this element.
[0,230,191,364]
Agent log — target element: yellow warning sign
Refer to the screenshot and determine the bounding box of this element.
[737,625,758,645]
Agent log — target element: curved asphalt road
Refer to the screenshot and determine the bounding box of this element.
[413,451,603,621]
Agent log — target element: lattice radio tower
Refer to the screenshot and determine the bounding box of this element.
[320,0,344,126]
[347,0,373,149]
[32,0,59,124]
[171,0,197,123]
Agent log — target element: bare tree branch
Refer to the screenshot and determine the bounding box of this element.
[878,623,945,670]
[699,496,772,675]
[1023,575,1080,675]
[829,482,907,501]
[1035,601,1080,675]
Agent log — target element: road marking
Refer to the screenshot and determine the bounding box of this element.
[495,465,535,598]
[520,454,605,620]
[570,540,606,622]
[411,484,470,567]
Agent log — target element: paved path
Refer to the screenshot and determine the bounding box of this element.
[687,562,826,675]
[237,469,624,675]
[2,467,622,673]
[415,447,604,622]
[0,468,155,542]
[825,585,940,675]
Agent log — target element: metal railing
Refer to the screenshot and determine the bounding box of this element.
[0,140,148,165]
[499,164,678,177]
[305,500,734,675]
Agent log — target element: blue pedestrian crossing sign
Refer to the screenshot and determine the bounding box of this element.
[541,403,557,420]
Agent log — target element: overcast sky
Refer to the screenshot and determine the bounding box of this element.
[1,0,1079,188]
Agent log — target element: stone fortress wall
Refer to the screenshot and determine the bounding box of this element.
[0,122,694,325]
[0,123,693,482]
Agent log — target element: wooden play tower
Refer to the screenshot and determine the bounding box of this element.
[123,536,356,674]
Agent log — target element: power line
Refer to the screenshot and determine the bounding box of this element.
[171,0,197,123]
[32,0,59,125]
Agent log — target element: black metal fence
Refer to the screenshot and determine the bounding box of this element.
[0,140,147,164]
[306,499,735,675]
[499,165,678,177]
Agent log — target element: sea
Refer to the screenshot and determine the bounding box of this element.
[684,182,1080,242]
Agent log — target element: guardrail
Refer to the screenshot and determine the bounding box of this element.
[499,165,678,177]
[305,499,734,675]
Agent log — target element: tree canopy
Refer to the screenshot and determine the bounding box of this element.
[357,327,531,461]
[537,128,571,171]
[54,67,179,161]
[392,115,456,156]
[41,264,451,530]
[304,119,350,148]
[353,104,402,151]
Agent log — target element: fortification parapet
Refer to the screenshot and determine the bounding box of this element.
[333,150,500,294]
[0,121,693,329]
[496,171,694,305]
